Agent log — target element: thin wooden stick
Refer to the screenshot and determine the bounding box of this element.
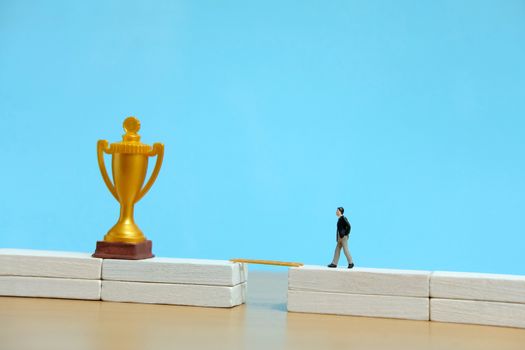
[230,258,304,267]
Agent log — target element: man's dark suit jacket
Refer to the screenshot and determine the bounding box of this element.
[337,215,351,239]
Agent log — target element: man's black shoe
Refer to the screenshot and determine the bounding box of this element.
[348,263,354,269]
[327,263,337,268]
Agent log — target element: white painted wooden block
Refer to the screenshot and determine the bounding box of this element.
[431,298,525,329]
[431,271,525,304]
[289,265,430,297]
[102,258,247,286]
[287,290,429,320]
[0,276,101,300]
[102,280,247,308]
[0,249,102,279]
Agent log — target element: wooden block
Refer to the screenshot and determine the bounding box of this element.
[102,258,248,286]
[287,290,429,320]
[431,271,525,303]
[0,276,101,300]
[431,298,525,329]
[101,280,247,308]
[289,265,430,297]
[0,249,102,279]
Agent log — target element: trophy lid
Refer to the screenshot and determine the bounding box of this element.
[108,117,153,154]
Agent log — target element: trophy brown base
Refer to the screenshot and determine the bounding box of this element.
[92,240,154,260]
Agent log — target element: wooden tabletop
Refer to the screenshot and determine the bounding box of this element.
[1,271,524,350]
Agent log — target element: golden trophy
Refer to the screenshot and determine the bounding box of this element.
[93,117,164,259]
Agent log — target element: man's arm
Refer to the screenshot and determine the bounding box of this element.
[344,217,351,235]
[337,218,344,239]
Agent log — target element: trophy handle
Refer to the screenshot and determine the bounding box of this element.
[135,143,164,203]
[97,140,119,201]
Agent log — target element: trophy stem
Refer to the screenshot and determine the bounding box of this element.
[119,202,135,225]
[102,202,146,244]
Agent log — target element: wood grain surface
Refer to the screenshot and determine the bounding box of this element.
[289,265,430,297]
[101,280,246,307]
[0,249,102,279]
[102,258,247,286]
[288,290,429,320]
[431,298,525,329]
[431,271,525,303]
[0,276,101,300]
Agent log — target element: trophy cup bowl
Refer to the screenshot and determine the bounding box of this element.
[93,117,164,260]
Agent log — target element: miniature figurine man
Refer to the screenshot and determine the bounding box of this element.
[328,207,354,269]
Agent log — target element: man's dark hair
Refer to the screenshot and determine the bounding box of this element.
[337,207,344,214]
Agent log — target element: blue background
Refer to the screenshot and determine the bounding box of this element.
[1,0,524,273]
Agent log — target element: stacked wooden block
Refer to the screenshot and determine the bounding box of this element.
[3,248,525,327]
[101,257,247,307]
[0,249,102,300]
[288,266,430,321]
[0,249,247,308]
[287,266,525,328]
[430,271,525,328]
